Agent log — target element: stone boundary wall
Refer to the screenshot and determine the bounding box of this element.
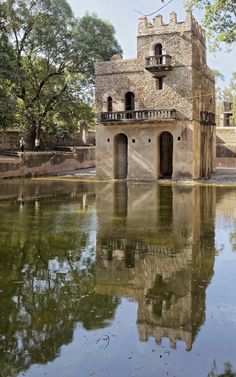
[216,127,236,167]
[216,157,236,168]
[0,130,95,150]
[0,147,95,179]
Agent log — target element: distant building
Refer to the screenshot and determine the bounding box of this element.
[95,11,216,180]
[218,101,234,127]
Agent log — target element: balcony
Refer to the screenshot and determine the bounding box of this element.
[145,54,172,77]
[100,109,177,124]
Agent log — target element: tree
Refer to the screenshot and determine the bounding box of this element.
[0,2,17,127]
[0,0,122,143]
[208,361,236,377]
[185,0,236,48]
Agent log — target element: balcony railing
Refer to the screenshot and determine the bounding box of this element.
[101,109,177,123]
[145,54,172,76]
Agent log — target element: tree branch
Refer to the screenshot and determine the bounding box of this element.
[41,84,68,118]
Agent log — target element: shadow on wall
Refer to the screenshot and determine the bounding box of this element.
[216,136,236,158]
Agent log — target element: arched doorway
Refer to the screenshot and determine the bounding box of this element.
[159,132,173,178]
[114,133,128,179]
[155,43,163,64]
[155,43,162,56]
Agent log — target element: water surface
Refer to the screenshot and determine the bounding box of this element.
[0,180,236,377]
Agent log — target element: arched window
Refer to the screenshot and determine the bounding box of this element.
[107,96,113,112]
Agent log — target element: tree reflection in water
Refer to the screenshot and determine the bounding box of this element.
[208,362,236,377]
[0,189,119,377]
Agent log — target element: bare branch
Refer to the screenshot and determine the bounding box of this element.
[133,0,175,17]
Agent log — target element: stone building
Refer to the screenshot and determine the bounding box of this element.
[95,12,216,180]
[218,101,234,127]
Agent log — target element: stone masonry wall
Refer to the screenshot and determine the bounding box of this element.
[216,127,236,167]
[216,127,236,157]
[0,147,95,179]
[96,120,202,180]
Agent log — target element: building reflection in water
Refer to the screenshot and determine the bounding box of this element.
[95,182,216,351]
[0,180,217,376]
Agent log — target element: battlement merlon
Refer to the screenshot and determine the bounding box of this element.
[138,11,206,45]
[138,323,193,351]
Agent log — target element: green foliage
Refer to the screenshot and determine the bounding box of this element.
[0,2,17,126]
[76,12,122,82]
[0,0,122,139]
[185,0,236,48]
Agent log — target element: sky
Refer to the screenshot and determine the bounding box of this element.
[67,0,235,87]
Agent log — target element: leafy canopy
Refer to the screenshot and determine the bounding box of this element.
[0,0,122,137]
[185,0,236,48]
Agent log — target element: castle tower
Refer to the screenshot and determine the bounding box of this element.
[95,12,216,180]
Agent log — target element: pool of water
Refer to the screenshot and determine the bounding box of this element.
[0,180,236,377]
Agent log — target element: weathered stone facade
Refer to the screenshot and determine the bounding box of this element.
[0,148,95,179]
[95,11,216,180]
[216,127,236,167]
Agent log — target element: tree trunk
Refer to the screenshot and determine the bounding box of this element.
[28,119,41,150]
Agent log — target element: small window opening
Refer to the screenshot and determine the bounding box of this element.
[132,139,136,143]
[148,139,151,143]
[107,96,113,112]
[178,136,181,141]
[107,138,110,142]
[156,77,163,90]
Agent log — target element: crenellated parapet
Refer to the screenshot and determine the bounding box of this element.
[138,11,206,44]
[138,323,193,351]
